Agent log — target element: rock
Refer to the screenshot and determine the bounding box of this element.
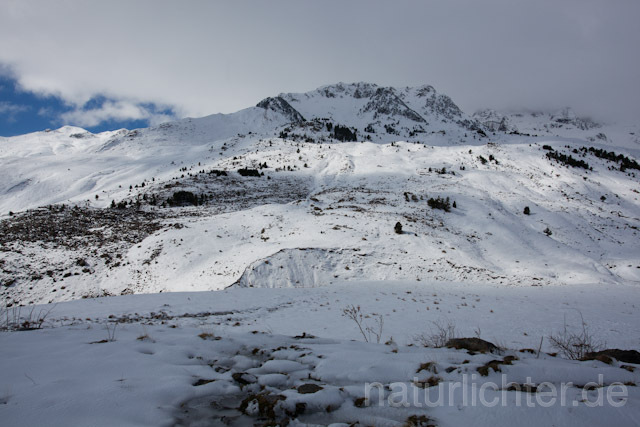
[353,397,367,408]
[582,349,640,364]
[232,372,258,386]
[297,383,323,394]
[477,360,503,376]
[192,378,215,387]
[239,392,285,419]
[446,337,498,353]
[256,96,305,123]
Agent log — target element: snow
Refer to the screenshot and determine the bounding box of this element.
[1,82,640,425]
[4,136,640,305]
[1,282,639,426]
[279,82,480,143]
[0,103,297,214]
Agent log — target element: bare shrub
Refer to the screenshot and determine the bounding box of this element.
[136,326,153,342]
[342,305,384,343]
[1,305,55,331]
[549,312,603,360]
[105,323,118,342]
[414,319,459,348]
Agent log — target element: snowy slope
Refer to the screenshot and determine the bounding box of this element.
[2,135,640,307]
[0,100,302,214]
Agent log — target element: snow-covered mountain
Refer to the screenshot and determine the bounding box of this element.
[472,109,517,133]
[0,81,638,308]
[0,96,308,214]
[279,82,485,142]
[473,107,611,138]
[1,82,640,426]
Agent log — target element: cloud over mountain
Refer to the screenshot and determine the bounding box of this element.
[1,0,639,130]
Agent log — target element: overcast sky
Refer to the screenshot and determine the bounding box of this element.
[0,0,638,134]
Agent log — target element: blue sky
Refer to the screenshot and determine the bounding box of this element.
[0,73,175,136]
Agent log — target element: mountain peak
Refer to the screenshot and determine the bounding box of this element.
[360,86,425,123]
[276,82,484,141]
[256,96,305,123]
[414,84,436,97]
[550,107,599,130]
[472,109,516,132]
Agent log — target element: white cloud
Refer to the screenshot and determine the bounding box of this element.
[147,113,175,127]
[59,100,174,128]
[0,101,29,122]
[0,102,28,115]
[37,107,53,117]
[0,0,639,123]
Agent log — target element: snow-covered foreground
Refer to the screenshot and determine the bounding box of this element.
[1,281,639,426]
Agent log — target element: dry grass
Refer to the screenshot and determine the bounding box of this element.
[414,319,458,348]
[0,304,55,331]
[549,312,603,360]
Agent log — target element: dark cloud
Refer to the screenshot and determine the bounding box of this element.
[0,0,638,125]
